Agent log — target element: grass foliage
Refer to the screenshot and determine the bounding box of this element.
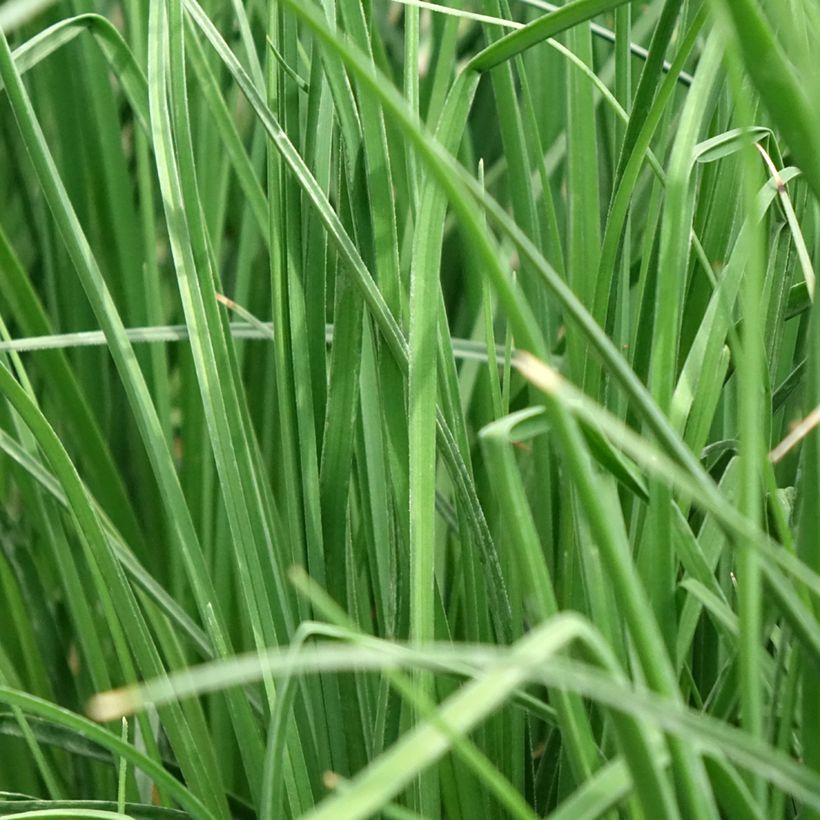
[0,0,819,816]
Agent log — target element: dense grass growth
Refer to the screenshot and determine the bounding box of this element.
[1,0,819,816]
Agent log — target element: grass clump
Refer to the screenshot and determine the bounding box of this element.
[1,0,819,817]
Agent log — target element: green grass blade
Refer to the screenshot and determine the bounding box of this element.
[467,0,630,71]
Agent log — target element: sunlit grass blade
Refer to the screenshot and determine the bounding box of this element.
[467,0,630,71]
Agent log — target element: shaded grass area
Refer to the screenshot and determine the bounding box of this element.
[0,0,819,816]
